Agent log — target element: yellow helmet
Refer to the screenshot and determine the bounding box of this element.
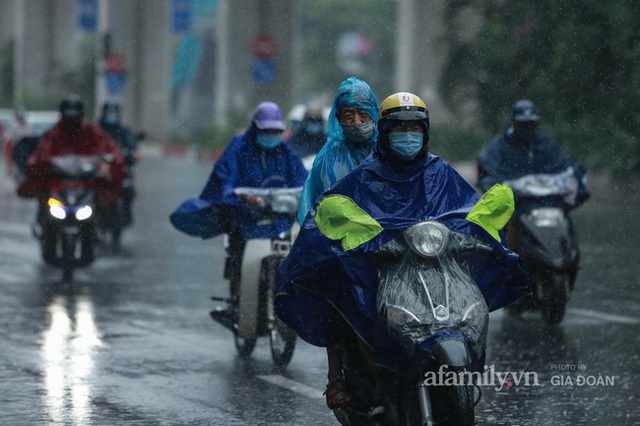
[378,92,428,121]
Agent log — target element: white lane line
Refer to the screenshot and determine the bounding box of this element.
[257,375,324,399]
[568,308,640,324]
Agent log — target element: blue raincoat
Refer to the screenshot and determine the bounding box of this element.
[477,127,590,210]
[170,127,308,239]
[297,77,379,224]
[275,140,531,374]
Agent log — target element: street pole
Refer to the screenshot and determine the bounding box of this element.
[94,0,109,119]
[396,0,416,91]
[13,0,25,107]
[214,0,229,128]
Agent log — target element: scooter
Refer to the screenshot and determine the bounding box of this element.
[210,187,301,367]
[334,220,492,426]
[35,155,102,281]
[506,168,582,325]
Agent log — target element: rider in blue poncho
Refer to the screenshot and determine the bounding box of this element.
[275,92,531,414]
[298,77,379,224]
[170,102,307,298]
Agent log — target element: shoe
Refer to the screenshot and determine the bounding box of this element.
[324,378,352,410]
[209,306,232,320]
[368,395,385,419]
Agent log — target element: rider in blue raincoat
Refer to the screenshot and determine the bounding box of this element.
[170,101,307,297]
[275,93,531,412]
[477,99,590,211]
[298,77,379,224]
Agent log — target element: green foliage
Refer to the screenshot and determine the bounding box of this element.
[441,0,640,175]
[300,0,396,99]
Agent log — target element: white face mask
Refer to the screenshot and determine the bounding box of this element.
[388,132,424,160]
[341,121,375,144]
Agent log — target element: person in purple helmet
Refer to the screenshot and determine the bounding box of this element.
[173,101,308,305]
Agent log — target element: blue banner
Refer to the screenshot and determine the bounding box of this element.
[172,0,193,33]
[78,0,97,31]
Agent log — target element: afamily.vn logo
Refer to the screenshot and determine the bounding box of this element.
[423,365,540,391]
[423,364,616,391]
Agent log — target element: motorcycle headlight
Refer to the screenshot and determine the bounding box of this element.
[404,222,449,257]
[48,198,67,220]
[271,194,299,213]
[74,205,93,221]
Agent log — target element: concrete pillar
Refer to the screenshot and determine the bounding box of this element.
[135,0,172,139]
[396,0,416,92]
[413,1,451,124]
[21,0,52,99]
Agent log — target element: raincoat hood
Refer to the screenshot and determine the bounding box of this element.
[297,77,379,223]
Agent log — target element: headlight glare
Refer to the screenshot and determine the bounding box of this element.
[404,222,449,257]
[75,205,93,221]
[48,198,67,220]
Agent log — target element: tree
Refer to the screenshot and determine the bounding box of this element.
[441,0,640,174]
[299,0,396,101]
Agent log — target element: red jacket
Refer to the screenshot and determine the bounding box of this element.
[17,120,128,205]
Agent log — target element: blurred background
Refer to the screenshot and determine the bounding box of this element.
[0,0,638,175]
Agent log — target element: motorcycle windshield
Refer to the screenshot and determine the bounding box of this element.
[375,225,489,358]
[505,167,580,207]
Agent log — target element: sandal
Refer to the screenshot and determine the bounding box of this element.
[324,378,352,409]
[368,395,385,419]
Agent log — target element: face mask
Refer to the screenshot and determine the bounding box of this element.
[341,121,375,144]
[388,132,424,160]
[256,134,282,149]
[305,122,323,135]
[104,113,119,125]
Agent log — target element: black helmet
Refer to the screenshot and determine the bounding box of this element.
[511,99,539,122]
[59,95,84,118]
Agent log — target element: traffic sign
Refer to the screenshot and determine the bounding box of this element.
[105,53,126,74]
[251,59,276,85]
[252,33,277,59]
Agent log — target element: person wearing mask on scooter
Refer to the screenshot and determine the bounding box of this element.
[476,99,590,249]
[297,76,379,225]
[275,92,530,419]
[170,101,308,313]
[286,105,327,159]
[99,100,139,226]
[17,95,128,263]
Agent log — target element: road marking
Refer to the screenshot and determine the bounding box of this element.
[257,375,324,399]
[568,308,640,324]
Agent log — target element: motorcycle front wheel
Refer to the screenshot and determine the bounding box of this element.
[232,300,257,358]
[234,333,257,358]
[541,273,570,325]
[269,318,296,367]
[430,384,475,426]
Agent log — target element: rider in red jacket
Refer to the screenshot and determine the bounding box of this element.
[18,95,128,212]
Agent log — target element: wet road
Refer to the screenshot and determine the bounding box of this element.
[0,147,638,425]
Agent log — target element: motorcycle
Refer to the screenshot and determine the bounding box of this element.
[210,187,301,367]
[505,167,583,325]
[34,155,104,281]
[334,220,492,426]
[99,131,144,247]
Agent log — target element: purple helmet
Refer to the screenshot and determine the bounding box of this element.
[252,101,286,130]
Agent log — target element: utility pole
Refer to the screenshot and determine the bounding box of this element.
[396,0,416,91]
[94,0,109,119]
[214,0,229,128]
[13,0,25,107]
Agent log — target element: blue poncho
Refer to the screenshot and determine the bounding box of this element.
[276,141,531,373]
[297,77,379,224]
